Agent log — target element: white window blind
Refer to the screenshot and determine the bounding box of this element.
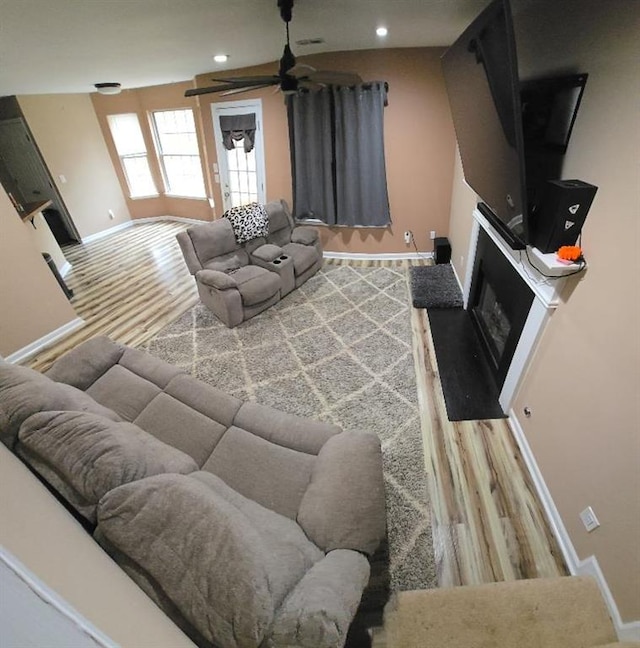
[107,113,157,198]
[152,109,206,199]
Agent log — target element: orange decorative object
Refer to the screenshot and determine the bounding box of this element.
[557,245,584,263]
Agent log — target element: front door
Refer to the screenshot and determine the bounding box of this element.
[212,100,266,212]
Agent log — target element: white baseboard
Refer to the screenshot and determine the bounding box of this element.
[81,221,132,244]
[5,317,85,365]
[132,215,209,226]
[80,216,210,244]
[323,251,434,261]
[508,410,640,641]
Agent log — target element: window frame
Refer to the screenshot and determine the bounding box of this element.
[106,113,158,200]
[149,108,207,200]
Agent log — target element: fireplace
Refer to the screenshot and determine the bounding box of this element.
[468,228,535,390]
[463,208,573,412]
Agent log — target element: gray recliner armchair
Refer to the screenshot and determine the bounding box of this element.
[246,200,323,297]
[176,219,281,328]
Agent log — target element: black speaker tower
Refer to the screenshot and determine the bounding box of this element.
[530,179,598,253]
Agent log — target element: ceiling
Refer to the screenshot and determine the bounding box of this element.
[0,0,495,96]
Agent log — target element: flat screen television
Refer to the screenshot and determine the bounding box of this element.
[441,0,528,249]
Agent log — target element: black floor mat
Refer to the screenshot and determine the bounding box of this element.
[427,308,506,421]
[410,264,463,309]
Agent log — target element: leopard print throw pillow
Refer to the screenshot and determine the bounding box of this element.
[223,203,269,244]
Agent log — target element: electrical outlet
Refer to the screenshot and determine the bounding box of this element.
[404,231,411,244]
[108,209,115,220]
[580,506,600,532]
[430,230,436,239]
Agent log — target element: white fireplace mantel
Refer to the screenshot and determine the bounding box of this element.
[463,208,578,410]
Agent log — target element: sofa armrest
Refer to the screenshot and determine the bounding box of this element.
[250,243,284,263]
[291,226,319,246]
[196,269,237,290]
[268,549,370,648]
[297,430,386,556]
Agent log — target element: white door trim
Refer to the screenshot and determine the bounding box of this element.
[211,99,266,212]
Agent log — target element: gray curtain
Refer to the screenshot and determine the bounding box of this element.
[288,90,335,222]
[333,82,390,227]
[219,113,256,153]
[288,82,390,227]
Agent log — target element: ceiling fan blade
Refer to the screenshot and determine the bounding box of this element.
[185,79,278,97]
[210,76,279,84]
[287,64,316,79]
[221,84,277,97]
[309,70,363,85]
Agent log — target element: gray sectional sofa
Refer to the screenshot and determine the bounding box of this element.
[0,337,386,648]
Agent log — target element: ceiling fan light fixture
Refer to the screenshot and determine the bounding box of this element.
[94,82,121,95]
[213,54,229,63]
[376,26,388,37]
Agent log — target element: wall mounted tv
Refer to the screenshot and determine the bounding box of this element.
[441,0,589,251]
[442,0,528,249]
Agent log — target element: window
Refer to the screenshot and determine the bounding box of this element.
[151,109,206,198]
[107,113,157,198]
[226,139,259,208]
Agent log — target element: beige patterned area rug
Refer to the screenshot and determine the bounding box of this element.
[143,261,437,592]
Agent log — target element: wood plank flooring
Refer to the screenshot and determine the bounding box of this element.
[27,221,198,372]
[24,223,567,630]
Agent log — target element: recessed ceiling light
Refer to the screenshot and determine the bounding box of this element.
[376,26,388,37]
[213,54,229,63]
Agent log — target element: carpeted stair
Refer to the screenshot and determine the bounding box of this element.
[383,576,639,648]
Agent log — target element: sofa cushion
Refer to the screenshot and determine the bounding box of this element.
[191,471,323,602]
[96,473,305,648]
[17,411,197,523]
[283,242,319,276]
[291,226,319,246]
[134,393,228,466]
[188,219,238,266]
[233,401,340,455]
[203,425,316,520]
[230,265,280,307]
[45,336,126,390]
[86,365,162,421]
[165,373,242,428]
[0,360,120,449]
[118,347,184,389]
[297,430,386,556]
[203,248,249,274]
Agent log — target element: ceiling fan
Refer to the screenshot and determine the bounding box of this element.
[184,0,363,98]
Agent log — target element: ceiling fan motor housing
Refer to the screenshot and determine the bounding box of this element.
[278,0,293,23]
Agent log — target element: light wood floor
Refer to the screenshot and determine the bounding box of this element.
[25,221,566,598]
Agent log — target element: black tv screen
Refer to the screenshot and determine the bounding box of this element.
[441,0,528,249]
[521,73,588,209]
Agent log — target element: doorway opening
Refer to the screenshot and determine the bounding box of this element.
[211,99,266,212]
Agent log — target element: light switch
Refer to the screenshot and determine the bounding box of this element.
[58,174,67,184]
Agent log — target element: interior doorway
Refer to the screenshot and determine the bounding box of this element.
[211,99,266,212]
[0,117,80,244]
